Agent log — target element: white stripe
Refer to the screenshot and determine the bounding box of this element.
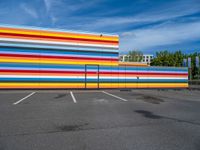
[70,91,77,103]
[0,38,118,49]
[13,92,35,105]
[0,42,119,51]
[0,75,83,79]
[125,70,186,73]
[0,67,85,71]
[99,77,186,79]
[137,77,187,79]
[0,75,188,80]
[0,68,187,74]
[100,70,186,73]
[0,51,117,59]
[102,91,127,101]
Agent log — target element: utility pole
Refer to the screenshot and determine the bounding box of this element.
[196,56,200,80]
[188,57,192,80]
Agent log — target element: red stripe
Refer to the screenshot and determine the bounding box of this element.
[0,32,118,44]
[0,69,188,76]
[120,72,188,75]
[0,53,118,61]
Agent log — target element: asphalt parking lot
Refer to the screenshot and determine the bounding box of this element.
[0,89,200,150]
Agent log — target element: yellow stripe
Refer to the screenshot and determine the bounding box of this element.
[85,83,99,88]
[0,83,188,89]
[0,28,118,42]
[0,58,118,66]
[99,83,188,88]
[0,83,85,88]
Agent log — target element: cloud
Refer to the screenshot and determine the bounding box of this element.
[42,0,104,27]
[20,3,38,19]
[43,0,53,12]
[42,0,59,25]
[0,0,199,53]
[60,0,200,32]
[119,21,200,52]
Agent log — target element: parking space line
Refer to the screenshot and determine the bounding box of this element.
[13,92,36,105]
[102,91,128,102]
[70,91,77,103]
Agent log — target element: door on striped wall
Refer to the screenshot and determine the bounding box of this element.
[85,65,99,89]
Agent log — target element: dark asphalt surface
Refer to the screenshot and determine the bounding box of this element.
[0,89,200,150]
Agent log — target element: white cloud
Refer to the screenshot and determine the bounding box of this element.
[65,1,200,32]
[20,3,38,19]
[43,0,54,12]
[119,21,200,52]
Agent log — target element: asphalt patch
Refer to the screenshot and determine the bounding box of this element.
[54,94,67,99]
[138,95,164,104]
[131,93,164,104]
[135,110,162,119]
[135,110,200,126]
[56,123,89,132]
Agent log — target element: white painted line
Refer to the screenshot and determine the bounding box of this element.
[102,91,127,102]
[70,91,77,103]
[13,92,35,105]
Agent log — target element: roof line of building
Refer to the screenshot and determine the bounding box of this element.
[0,23,118,37]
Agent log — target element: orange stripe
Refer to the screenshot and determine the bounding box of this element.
[0,56,115,63]
[0,72,187,78]
[0,34,118,46]
[0,27,118,41]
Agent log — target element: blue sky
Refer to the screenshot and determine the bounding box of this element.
[0,0,200,54]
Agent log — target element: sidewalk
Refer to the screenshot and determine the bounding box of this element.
[188,85,200,90]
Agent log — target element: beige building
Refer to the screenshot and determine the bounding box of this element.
[120,54,154,64]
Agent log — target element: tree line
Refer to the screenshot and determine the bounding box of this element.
[151,50,200,79]
[126,50,200,79]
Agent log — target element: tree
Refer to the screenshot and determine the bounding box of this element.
[127,50,143,62]
[151,50,200,79]
[151,50,185,66]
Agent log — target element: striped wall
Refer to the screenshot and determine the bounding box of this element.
[0,25,188,89]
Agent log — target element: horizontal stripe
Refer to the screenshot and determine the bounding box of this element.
[0,78,187,83]
[0,53,118,61]
[0,57,118,66]
[0,51,118,59]
[0,48,118,59]
[0,32,118,45]
[0,69,187,76]
[0,41,118,52]
[0,63,188,73]
[0,82,82,88]
[0,35,117,48]
[120,67,188,72]
[0,75,187,80]
[0,82,188,89]
[0,26,118,41]
[0,56,117,64]
[0,38,118,49]
[0,72,188,78]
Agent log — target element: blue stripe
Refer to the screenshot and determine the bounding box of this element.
[0,43,118,52]
[125,67,188,72]
[101,79,187,82]
[0,47,118,57]
[0,78,187,82]
[0,63,85,69]
[0,62,188,73]
[100,66,187,72]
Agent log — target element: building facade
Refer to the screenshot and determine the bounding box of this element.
[142,54,154,64]
[0,25,188,89]
[120,54,153,64]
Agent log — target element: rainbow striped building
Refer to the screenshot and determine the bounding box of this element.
[0,25,188,89]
